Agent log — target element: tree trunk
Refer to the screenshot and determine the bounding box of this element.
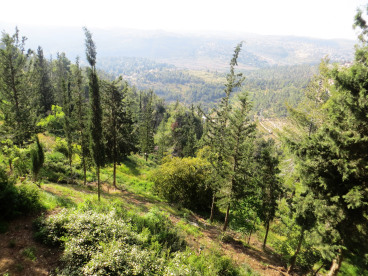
[113,161,117,189]
[97,166,101,201]
[210,194,215,223]
[288,228,305,273]
[313,262,325,276]
[69,156,72,183]
[83,157,87,185]
[328,249,343,276]
[263,220,270,249]
[248,217,257,244]
[223,203,230,231]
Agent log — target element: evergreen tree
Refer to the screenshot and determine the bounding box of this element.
[53,52,71,106]
[254,138,281,248]
[202,43,256,230]
[34,46,54,115]
[102,78,136,188]
[62,78,73,182]
[84,27,104,201]
[138,90,154,161]
[293,23,368,274]
[0,28,35,144]
[287,193,317,273]
[72,57,90,185]
[221,92,255,231]
[30,135,44,185]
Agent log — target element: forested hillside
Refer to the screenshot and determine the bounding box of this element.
[0,13,367,276]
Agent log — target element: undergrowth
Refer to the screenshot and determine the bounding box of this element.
[34,202,246,275]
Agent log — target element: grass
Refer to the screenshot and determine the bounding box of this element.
[177,219,203,238]
[22,246,37,261]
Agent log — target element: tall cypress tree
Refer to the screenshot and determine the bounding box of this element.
[30,135,45,185]
[138,90,154,161]
[72,57,90,185]
[34,46,54,115]
[84,27,104,201]
[0,28,34,144]
[53,52,71,106]
[62,78,73,182]
[102,78,136,188]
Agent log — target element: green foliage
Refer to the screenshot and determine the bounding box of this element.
[151,156,212,212]
[33,46,54,115]
[138,90,155,157]
[165,249,241,276]
[0,138,29,178]
[0,168,42,220]
[42,150,68,182]
[0,28,36,144]
[36,105,65,134]
[30,135,45,182]
[34,203,245,276]
[22,246,37,261]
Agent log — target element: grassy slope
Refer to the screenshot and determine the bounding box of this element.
[0,149,288,275]
[1,133,361,275]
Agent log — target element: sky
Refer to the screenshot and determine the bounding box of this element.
[1,0,367,40]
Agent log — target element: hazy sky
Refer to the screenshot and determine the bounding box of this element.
[1,0,367,40]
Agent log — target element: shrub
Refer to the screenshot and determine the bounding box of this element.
[165,250,240,276]
[42,151,68,182]
[0,167,42,220]
[37,105,65,135]
[151,156,212,212]
[35,206,242,275]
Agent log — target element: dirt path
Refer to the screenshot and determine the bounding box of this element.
[0,214,61,276]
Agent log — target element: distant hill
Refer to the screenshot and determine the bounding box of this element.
[0,24,353,117]
[0,24,356,70]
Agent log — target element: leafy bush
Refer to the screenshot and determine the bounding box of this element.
[37,105,64,135]
[34,205,242,275]
[42,150,68,182]
[54,137,69,157]
[151,156,213,212]
[165,250,240,276]
[0,167,42,220]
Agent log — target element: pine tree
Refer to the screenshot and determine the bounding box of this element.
[72,57,90,185]
[0,28,35,144]
[138,90,154,161]
[34,46,54,115]
[202,43,256,230]
[222,92,255,231]
[293,19,368,273]
[53,52,71,106]
[62,78,73,182]
[84,27,104,201]
[30,135,44,185]
[254,138,281,248]
[102,78,136,188]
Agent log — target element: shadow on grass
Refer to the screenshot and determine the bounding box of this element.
[122,157,140,176]
[224,236,286,269]
[43,190,77,208]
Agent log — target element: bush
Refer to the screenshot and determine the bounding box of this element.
[165,250,240,276]
[0,167,42,220]
[42,151,68,182]
[151,156,213,212]
[36,105,65,135]
[35,205,243,275]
